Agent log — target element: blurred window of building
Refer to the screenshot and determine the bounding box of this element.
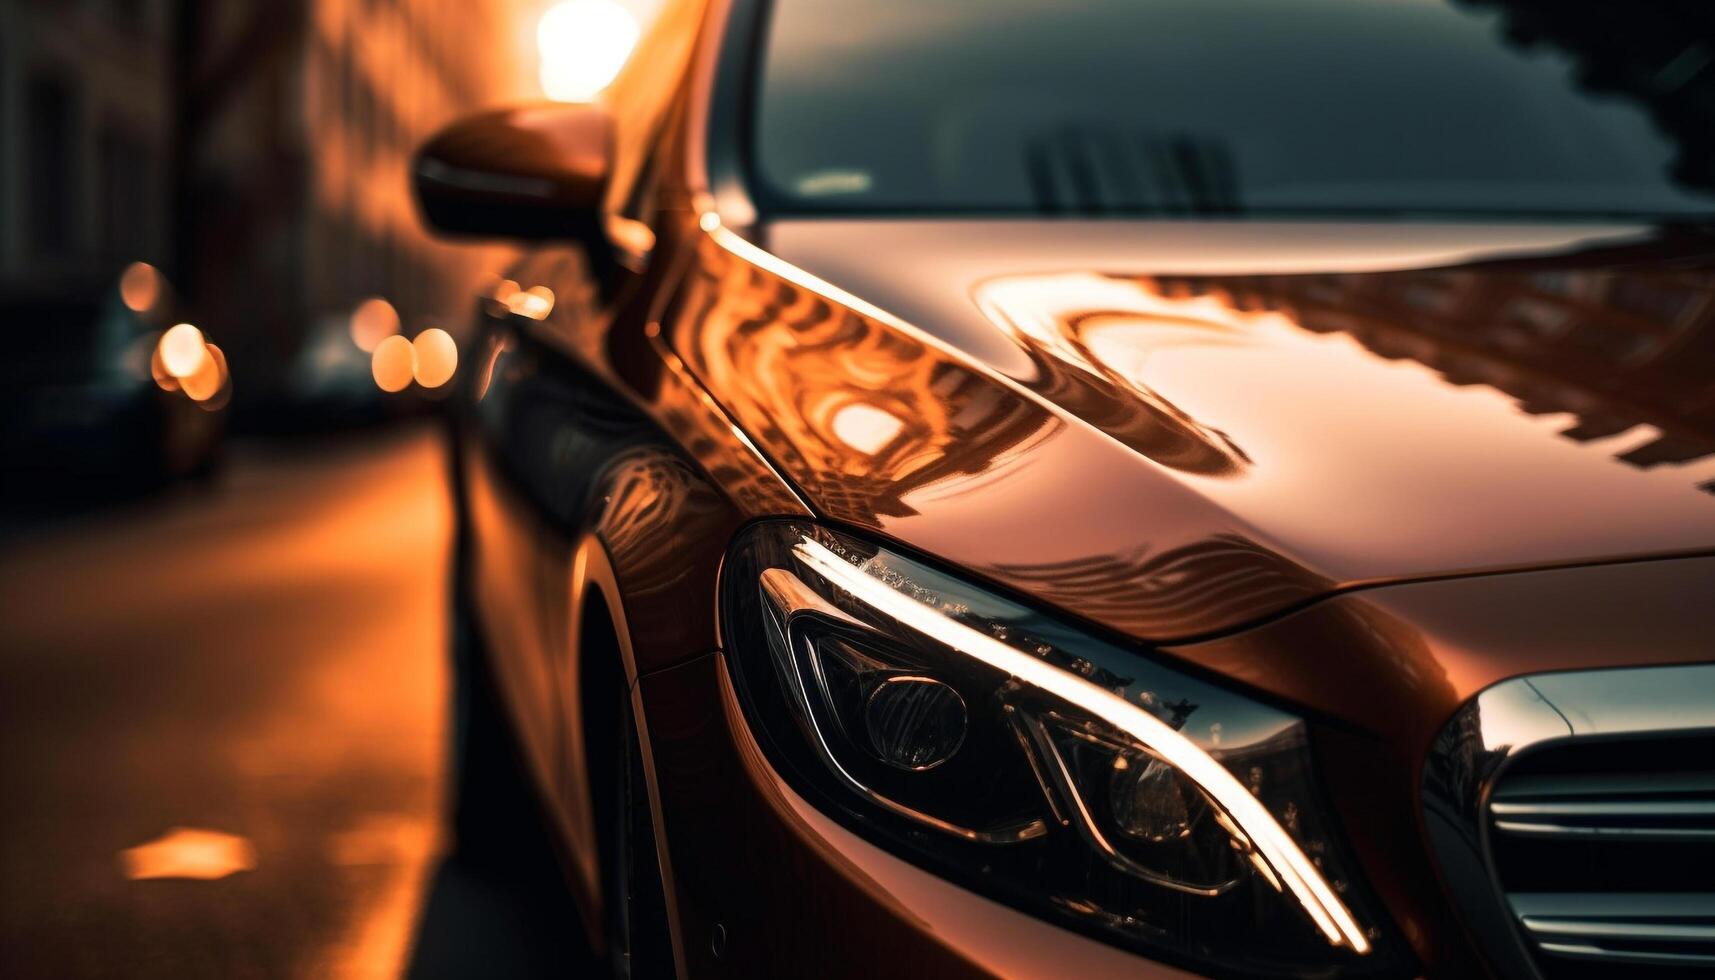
[25,73,80,257]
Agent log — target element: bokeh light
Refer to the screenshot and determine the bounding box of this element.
[182,343,228,403]
[119,262,162,314]
[412,328,458,388]
[196,353,234,411]
[149,338,180,392]
[537,0,640,102]
[371,334,416,393]
[484,279,521,318]
[507,284,556,320]
[159,323,210,378]
[350,297,401,353]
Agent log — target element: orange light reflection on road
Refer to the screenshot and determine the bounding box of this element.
[120,827,258,881]
[3,429,450,978]
[323,814,442,977]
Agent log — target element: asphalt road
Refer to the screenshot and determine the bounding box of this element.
[0,424,593,979]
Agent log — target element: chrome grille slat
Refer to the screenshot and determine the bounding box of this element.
[1530,922,1715,942]
[1493,802,1715,816]
[1535,943,1715,968]
[1512,892,1715,959]
[1424,664,1715,979]
[1489,767,1715,842]
[1494,772,1715,800]
[1492,820,1715,841]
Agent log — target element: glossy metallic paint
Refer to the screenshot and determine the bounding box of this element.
[432,0,1715,974]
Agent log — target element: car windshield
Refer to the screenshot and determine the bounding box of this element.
[752,0,1715,220]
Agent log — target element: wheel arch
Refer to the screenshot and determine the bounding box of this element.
[565,532,688,969]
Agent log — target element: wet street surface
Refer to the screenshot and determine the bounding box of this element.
[0,425,593,978]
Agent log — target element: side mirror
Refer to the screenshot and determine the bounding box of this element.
[413,103,614,247]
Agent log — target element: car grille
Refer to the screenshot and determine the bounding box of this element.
[1423,664,1715,980]
[1487,734,1715,978]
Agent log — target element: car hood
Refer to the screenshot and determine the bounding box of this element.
[685,218,1715,642]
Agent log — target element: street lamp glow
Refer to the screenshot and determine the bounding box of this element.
[412,328,458,389]
[371,335,416,393]
[350,296,400,353]
[120,262,162,314]
[537,0,640,102]
[181,343,228,403]
[159,323,209,379]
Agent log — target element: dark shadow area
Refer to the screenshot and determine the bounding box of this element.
[406,844,601,980]
[407,538,606,980]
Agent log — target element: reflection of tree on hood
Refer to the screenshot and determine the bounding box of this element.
[1455,0,1715,191]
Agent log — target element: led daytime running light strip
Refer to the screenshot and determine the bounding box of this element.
[792,537,1372,954]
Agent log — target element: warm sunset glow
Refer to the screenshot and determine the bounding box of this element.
[182,343,228,403]
[159,323,209,378]
[350,297,401,353]
[372,334,416,393]
[537,0,640,102]
[411,328,458,388]
[120,827,258,881]
[119,262,162,313]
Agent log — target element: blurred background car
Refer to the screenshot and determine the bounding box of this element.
[0,266,224,504]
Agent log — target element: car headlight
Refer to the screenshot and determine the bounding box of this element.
[721,521,1401,976]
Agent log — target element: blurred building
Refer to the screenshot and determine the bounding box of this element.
[0,0,176,294]
[178,0,536,408]
[2,0,544,416]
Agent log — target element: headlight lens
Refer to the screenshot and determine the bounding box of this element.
[722,522,1399,976]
